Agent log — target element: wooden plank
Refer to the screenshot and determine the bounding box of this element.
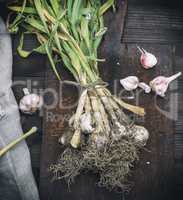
[12,34,47,77]
[118,44,174,200]
[39,1,128,200]
[123,6,183,44]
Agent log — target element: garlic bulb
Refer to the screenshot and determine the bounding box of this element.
[149,72,182,97]
[120,76,139,91]
[19,88,43,114]
[137,46,157,69]
[92,134,108,149]
[133,125,149,146]
[138,82,151,93]
[80,113,94,134]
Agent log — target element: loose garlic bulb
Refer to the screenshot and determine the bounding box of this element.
[137,46,157,69]
[120,76,139,91]
[138,82,151,93]
[19,88,43,114]
[149,72,182,97]
[133,125,149,146]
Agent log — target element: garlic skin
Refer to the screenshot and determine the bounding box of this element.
[92,134,108,149]
[19,88,43,114]
[133,125,149,146]
[0,105,5,119]
[80,113,94,134]
[137,46,157,69]
[149,72,182,97]
[120,76,139,91]
[138,82,151,93]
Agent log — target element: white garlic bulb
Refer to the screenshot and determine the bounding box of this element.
[80,113,94,134]
[138,82,151,93]
[19,88,43,114]
[133,125,149,146]
[120,76,139,91]
[137,46,157,69]
[149,72,182,97]
[111,122,127,141]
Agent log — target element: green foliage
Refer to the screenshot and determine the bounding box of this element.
[8,0,115,83]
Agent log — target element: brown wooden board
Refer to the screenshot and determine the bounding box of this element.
[32,0,182,200]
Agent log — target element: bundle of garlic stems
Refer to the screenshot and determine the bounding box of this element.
[8,0,148,191]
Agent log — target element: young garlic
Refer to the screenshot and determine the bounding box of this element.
[19,88,43,114]
[133,125,149,146]
[138,82,151,93]
[137,46,157,69]
[149,72,182,97]
[80,113,94,134]
[120,76,139,91]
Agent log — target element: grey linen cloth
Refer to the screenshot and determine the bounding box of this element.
[0,17,40,200]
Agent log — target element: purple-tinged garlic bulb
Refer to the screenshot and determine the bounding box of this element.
[133,125,149,146]
[149,72,182,97]
[137,46,157,69]
[19,88,43,114]
[120,76,139,91]
[138,82,151,93]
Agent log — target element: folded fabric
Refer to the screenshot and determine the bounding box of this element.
[0,17,40,200]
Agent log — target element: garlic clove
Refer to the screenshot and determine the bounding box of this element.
[19,88,43,114]
[137,46,157,69]
[149,72,182,97]
[120,76,139,91]
[138,82,151,93]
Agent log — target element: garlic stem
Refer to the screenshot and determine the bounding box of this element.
[167,72,182,84]
[23,88,30,95]
[73,89,87,129]
[113,96,145,116]
[137,46,144,54]
[70,129,81,148]
[142,48,147,54]
[0,127,37,157]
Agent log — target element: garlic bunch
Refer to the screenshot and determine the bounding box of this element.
[137,46,157,69]
[149,72,182,97]
[19,88,43,114]
[133,125,149,146]
[138,82,151,93]
[120,76,139,91]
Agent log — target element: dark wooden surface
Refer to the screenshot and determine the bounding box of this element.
[39,0,182,200]
[0,0,183,199]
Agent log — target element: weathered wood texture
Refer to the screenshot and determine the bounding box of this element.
[39,0,181,200]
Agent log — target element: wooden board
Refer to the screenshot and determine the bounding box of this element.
[39,0,177,200]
